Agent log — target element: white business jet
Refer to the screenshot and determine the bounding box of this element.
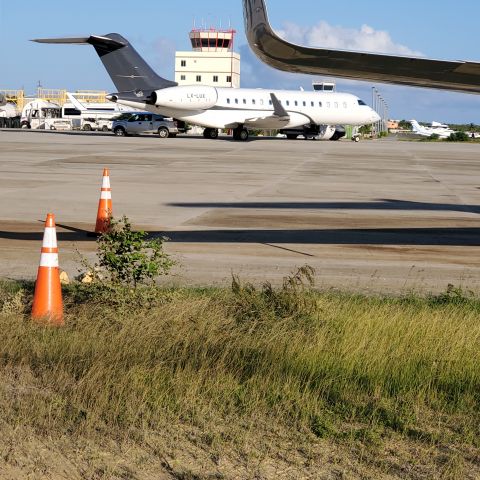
[32,34,380,141]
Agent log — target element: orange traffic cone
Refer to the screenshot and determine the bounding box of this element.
[31,213,64,325]
[95,168,113,234]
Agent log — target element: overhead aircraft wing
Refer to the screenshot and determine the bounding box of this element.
[243,0,480,94]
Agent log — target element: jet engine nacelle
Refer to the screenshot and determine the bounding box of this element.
[151,86,218,110]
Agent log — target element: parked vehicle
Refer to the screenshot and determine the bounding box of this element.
[82,117,112,132]
[112,112,178,138]
[20,99,72,130]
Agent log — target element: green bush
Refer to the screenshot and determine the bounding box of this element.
[89,215,175,288]
[447,131,470,142]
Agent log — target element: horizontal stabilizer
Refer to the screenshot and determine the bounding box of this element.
[32,35,126,48]
[32,33,177,93]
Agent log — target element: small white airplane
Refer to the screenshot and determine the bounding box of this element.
[410,120,455,138]
[65,92,134,118]
[32,34,380,141]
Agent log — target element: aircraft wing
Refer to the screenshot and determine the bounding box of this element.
[243,0,480,94]
[243,93,307,128]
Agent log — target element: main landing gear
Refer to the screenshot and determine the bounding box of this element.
[232,125,249,141]
[203,128,219,139]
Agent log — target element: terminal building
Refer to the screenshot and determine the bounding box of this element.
[175,28,240,88]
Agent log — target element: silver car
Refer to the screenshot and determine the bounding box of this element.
[112,112,178,138]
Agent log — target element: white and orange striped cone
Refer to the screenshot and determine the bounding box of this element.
[31,213,64,325]
[95,168,113,234]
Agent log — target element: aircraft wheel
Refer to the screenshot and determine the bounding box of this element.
[239,128,249,141]
[233,127,249,141]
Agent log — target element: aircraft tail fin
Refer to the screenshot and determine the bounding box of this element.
[66,92,87,111]
[32,34,177,93]
[410,120,422,132]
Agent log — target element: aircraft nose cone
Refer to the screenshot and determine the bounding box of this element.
[372,111,381,122]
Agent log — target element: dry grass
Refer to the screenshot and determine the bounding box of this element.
[0,276,479,479]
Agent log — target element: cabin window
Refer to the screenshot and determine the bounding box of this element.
[303,101,306,107]
[227,98,230,104]
[326,102,331,108]
[343,102,347,108]
[269,100,272,105]
[181,60,186,67]
[311,101,314,107]
[243,99,247,104]
[213,75,218,83]
[260,99,264,105]
[252,99,256,105]
[286,100,290,106]
[294,101,298,106]
[334,102,339,108]
[319,102,322,107]
[235,98,238,104]
[196,75,202,82]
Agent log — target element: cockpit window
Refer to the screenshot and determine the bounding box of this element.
[358,100,367,106]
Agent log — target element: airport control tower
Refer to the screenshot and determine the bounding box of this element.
[175,28,240,88]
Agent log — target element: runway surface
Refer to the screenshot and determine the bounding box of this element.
[0,130,479,294]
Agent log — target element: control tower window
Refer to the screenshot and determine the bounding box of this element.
[196,75,202,82]
[226,75,232,83]
[213,75,218,83]
[181,60,186,67]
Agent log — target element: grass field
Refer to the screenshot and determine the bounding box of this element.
[0,273,479,479]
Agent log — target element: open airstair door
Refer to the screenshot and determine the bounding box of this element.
[243,0,480,94]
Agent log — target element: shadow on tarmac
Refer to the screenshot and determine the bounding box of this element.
[1,226,479,247]
[168,199,480,215]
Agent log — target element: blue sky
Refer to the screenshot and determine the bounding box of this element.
[1,0,480,123]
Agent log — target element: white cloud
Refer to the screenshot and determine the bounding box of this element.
[277,21,423,56]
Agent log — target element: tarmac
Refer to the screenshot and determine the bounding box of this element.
[0,129,479,294]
